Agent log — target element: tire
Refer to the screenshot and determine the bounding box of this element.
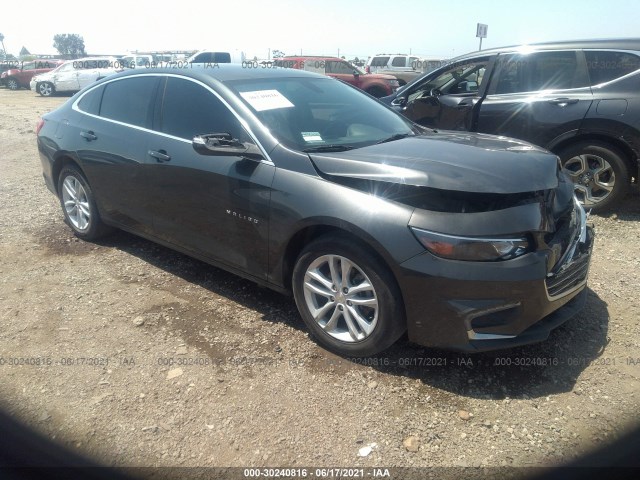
[366,86,387,98]
[57,166,111,240]
[558,141,630,212]
[7,78,19,90]
[292,234,406,357]
[37,81,54,97]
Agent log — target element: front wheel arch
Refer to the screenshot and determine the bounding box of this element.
[292,233,407,356]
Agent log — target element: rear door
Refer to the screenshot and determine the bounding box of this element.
[74,76,160,232]
[477,50,593,148]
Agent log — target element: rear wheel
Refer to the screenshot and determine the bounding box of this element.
[292,235,405,357]
[7,78,19,90]
[37,82,54,97]
[558,141,630,212]
[57,166,111,240]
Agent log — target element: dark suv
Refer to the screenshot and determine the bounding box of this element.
[382,39,640,211]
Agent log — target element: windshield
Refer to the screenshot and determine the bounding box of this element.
[226,76,416,151]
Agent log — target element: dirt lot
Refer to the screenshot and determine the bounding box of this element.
[0,87,639,476]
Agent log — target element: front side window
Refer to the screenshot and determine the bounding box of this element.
[99,77,158,128]
[408,59,488,100]
[494,51,588,94]
[585,51,640,85]
[160,77,249,141]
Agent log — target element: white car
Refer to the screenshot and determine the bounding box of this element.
[30,57,120,96]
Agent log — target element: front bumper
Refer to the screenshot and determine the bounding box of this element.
[398,205,594,352]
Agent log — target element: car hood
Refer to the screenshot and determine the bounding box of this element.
[307,132,559,194]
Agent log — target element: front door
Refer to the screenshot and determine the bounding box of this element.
[146,76,274,278]
[398,56,493,131]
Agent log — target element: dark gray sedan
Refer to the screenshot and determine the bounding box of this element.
[37,66,594,356]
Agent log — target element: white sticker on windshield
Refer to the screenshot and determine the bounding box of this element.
[302,132,323,142]
[240,90,294,111]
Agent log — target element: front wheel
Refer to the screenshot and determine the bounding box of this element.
[558,141,630,212]
[37,81,54,97]
[7,78,19,90]
[292,235,406,357]
[57,166,111,240]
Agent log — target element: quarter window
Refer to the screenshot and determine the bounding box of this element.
[585,51,640,85]
[77,85,105,115]
[99,77,158,128]
[160,77,248,141]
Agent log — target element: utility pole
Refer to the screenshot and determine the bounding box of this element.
[476,23,488,51]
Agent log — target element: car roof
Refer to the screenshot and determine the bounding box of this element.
[104,64,326,82]
[451,37,640,62]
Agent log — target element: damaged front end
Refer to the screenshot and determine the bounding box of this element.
[307,134,594,351]
[397,179,594,351]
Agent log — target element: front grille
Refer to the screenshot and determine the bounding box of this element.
[545,252,590,298]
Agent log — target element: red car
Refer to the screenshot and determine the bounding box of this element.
[274,56,399,97]
[1,60,63,90]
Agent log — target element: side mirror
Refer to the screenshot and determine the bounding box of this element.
[391,96,407,107]
[192,133,264,161]
[429,88,442,97]
[353,70,360,78]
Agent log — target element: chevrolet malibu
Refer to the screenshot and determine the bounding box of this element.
[37,66,594,357]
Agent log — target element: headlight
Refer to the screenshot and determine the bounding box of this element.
[410,227,531,261]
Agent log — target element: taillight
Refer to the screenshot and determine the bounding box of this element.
[35,118,45,135]
[365,66,370,73]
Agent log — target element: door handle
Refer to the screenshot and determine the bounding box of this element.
[148,150,171,162]
[80,130,97,141]
[548,97,579,106]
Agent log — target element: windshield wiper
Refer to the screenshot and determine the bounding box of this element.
[375,133,414,144]
[302,145,355,153]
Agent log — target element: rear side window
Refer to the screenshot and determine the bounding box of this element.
[99,77,158,127]
[494,51,588,94]
[391,57,406,67]
[160,77,247,140]
[77,85,105,115]
[585,51,640,85]
[370,56,389,67]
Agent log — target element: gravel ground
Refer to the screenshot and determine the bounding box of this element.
[0,88,639,476]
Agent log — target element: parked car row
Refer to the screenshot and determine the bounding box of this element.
[0,59,63,90]
[274,56,400,97]
[30,57,121,97]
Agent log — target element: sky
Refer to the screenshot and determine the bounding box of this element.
[1,0,639,60]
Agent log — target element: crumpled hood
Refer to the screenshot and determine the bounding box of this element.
[308,132,560,194]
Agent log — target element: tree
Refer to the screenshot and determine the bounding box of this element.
[0,33,6,60]
[53,34,86,58]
